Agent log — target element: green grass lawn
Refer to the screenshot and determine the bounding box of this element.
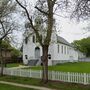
[29,62,90,73]
[0,83,36,90]
[0,76,90,90]
[6,63,23,68]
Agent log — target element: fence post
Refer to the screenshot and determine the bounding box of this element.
[68,72,70,82]
[84,73,87,85]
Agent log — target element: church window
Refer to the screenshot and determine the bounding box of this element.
[33,35,35,43]
[64,46,66,54]
[57,44,59,53]
[61,45,63,54]
[67,47,69,54]
[25,55,28,59]
[25,37,28,44]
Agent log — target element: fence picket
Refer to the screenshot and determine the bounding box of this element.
[3,68,90,85]
[84,73,87,85]
[68,72,70,82]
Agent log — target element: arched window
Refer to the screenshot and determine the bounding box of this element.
[35,47,40,59]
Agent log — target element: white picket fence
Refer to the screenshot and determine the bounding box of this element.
[3,68,90,85]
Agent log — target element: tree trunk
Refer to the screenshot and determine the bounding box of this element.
[0,59,4,76]
[41,45,49,83]
[0,52,4,76]
[0,40,4,76]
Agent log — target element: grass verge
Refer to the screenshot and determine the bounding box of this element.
[0,83,36,90]
[0,75,90,90]
[27,62,90,73]
[6,63,23,68]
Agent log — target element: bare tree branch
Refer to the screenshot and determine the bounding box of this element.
[0,20,6,34]
[35,6,48,15]
[72,0,90,20]
[15,0,43,45]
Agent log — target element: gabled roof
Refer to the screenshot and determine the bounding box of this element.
[57,36,73,47]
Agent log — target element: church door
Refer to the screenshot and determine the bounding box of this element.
[35,47,40,59]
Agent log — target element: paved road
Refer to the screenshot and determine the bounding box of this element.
[0,81,56,90]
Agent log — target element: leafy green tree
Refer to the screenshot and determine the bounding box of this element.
[0,40,22,61]
[0,40,11,49]
[72,37,90,57]
[11,47,22,60]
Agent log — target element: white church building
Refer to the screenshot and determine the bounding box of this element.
[23,25,79,66]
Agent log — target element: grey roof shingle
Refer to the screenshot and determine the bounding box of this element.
[57,36,73,47]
